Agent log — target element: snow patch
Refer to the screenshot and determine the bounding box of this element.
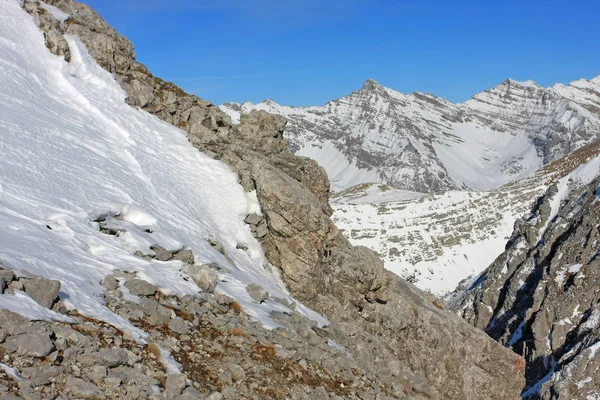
[0,292,74,323]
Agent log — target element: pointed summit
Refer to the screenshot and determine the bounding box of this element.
[361,78,385,92]
[504,78,541,89]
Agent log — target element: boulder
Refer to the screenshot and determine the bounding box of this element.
[125,279,157,297]
[22,275,61,309]
[244,214,262,225]
[78,349,130,368]
[187,264,217,293]
[101,275,118,290]
[66,377,107,400]
[246,284,269,303]
[165,374,187,398]
[172,248,195,264]
[2,332,55,357]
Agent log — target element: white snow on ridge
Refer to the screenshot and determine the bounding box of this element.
[0,0,326,335]
[433,123,542,191]
[297,142,381,192]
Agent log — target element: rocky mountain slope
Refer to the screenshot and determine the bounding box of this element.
[449,147,600,398]
[221,76,600,194]
[0,0,526,399]
[331,142,600,295]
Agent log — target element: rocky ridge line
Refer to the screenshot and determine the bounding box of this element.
[221,75,600,193]
[20,1,525,398]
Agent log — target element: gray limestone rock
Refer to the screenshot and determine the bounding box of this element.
[187,264,217,293]
[151,245,173,261]
[172,248,195,264]
[22,275,61,309]
[0,309,29,335]
[78,349,130,368]
[2,332,55,357]
[101,274,118,290]
[178,387,205,400]
[168,317,189,335]
[245,284,269,303]
[125,278,157,297]
[165,374,187,398]
[244,214,262,225]
[66,377,107,400]
[228,363,245,382]
[0,269,14,283]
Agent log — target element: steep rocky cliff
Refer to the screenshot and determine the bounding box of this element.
[450,147,600,398]
[10,0,529,398]
[222,76,600,194]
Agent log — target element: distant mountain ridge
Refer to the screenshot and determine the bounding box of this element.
[221,76,600,193]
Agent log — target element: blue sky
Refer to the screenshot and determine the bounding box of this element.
[83,0,600,106]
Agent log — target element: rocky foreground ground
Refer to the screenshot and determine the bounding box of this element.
[0,254,407,400]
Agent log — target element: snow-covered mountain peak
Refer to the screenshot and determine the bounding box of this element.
[223,74,600,193]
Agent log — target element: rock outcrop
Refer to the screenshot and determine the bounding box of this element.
[22,1,526,398]
[450,163,600,398]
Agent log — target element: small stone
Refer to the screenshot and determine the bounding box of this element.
[101,275,118,290]
[254,222,268,238]
[172,248,195,264]
[22,275,61,309]
[168,317,189,335]
[0,269,15,283]
[165,374,187,398]
[7,280,23,292]
[187,264,217,293]
[149,305,171,325]
[179,387,204,400]
[299,359,308,370]
[67,377,107,399]
[244,214,262,225]
[88,365,108,382]
[206,392,223,400]
[151,245,173,261]
[228,364,245,382]
[246,283,269,303]
[78,349,129,368]
[125,279,157,296]
[138,298,159,316]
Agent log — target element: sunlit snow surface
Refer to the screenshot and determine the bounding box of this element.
[0,0,326,336]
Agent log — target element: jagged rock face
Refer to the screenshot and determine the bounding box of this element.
[27,1,527,398]
[222,77,600,194]
[450,165,600,399]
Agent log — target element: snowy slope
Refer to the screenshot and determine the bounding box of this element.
[0,0,325,335]
[332,142,600,296]
[222,77,600,194]
[332,180,546,295]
